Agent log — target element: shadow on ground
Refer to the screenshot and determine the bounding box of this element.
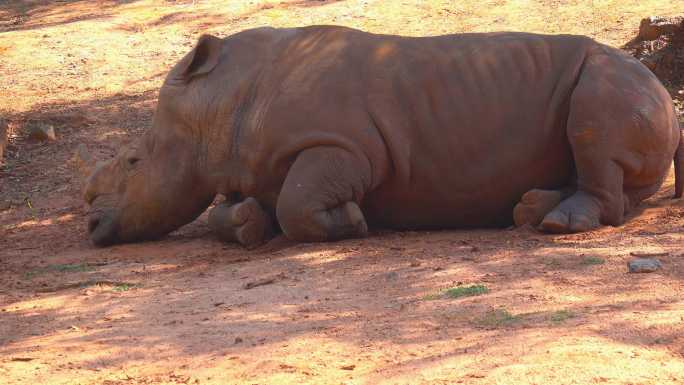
[1,227,683,380]
[0,0,141,33]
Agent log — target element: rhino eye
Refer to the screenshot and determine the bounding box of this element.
[127,157,141,167]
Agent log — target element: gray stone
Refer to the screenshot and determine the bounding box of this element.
[628,258,662,273]
[384,271,399,280]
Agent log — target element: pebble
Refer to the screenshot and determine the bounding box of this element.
[628,258,662,273]
[385,271,399,280]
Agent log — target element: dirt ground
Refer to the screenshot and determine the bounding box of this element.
[2,1,684,384]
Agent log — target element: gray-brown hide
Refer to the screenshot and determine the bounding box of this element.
[84,26,682,247]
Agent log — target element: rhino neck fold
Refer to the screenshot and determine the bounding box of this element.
[227,68,267,160]
[191,71,262,199]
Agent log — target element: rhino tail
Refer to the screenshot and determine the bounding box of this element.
[674,123,684,199]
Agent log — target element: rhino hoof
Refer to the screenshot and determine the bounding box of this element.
[538,191,603,234]
[540,211,598,233]
[513,189,563,227]
[209,198,272,248]
[344,201,368,238]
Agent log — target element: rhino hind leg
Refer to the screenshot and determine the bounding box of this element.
[538,129,628,233]
[276,146,371,242]
[208,197,274,248]
[513,188,574,227]
[538,109,627,232]
[537,50,672,234]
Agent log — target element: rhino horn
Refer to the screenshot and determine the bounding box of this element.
[72,144,96,180]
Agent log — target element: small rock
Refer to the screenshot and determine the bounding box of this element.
[234,337,243,344]
[385,271,399,280]
[628,258,662,273]
[27,122,56,142]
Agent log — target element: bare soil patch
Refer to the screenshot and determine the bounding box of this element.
[2,1,684,384]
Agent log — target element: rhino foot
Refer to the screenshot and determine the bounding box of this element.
[539,191,602,233]
[513,189,565,227]
[208,197,273,248]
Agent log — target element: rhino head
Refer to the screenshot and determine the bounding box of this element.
[83,35,230,246]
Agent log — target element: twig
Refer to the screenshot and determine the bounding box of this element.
[243,272,286,290]
[629,251,669,258]
[243,278,275,290]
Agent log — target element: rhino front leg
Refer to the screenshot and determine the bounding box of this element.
[276,146,371,242]
[208,197,274,247]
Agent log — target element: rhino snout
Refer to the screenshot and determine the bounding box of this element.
[87,210,119,247]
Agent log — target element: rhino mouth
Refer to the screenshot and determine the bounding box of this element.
[88,210,119,247]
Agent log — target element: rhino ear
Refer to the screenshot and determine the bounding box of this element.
[176,34,223,81]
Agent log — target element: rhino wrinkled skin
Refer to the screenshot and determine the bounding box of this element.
[84,26,682,247]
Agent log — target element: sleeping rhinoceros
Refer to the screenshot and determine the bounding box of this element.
[83,25,682,247]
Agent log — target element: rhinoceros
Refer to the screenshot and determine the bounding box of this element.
[83,26,682,247]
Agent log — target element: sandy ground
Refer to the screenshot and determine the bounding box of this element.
[1,1,684,384]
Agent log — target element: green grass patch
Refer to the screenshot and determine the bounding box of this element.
[51,263,94,273]
[445,285,489,299]
[112,283,135,292]
[549,310,576,323]
[25,263,94,278]
[422,284,490,301]
[476,309,520,328]
[581,256,605,266]
[544,259,562,267]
